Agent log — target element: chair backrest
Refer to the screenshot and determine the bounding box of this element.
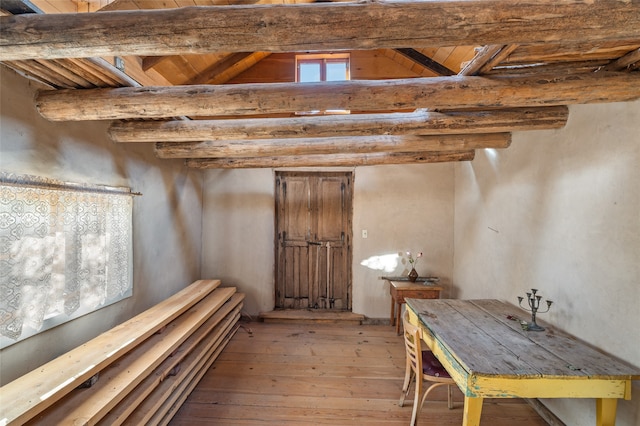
[402,310,423,376]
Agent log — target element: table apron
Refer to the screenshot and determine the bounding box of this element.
[391,289,439,303]
[466,376,632,399]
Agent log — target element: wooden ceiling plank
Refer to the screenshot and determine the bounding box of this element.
[109,107,568,143]
[2,1,640,61]
[97,0,139,11]
[213,52,271,84]
[62,58,123,87]
[598,48,640,72]
[6,59,78,88]
[505,42,640,64]
[141,55,170,71]
[154,133,511,158]
[133,0,180,9]
[35,59,96,88]
[35,72,640,121]
[184,150,476,169]
[187,52,253,85]
[442,46,478,74]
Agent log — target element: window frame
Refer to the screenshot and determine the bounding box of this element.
[295,53,351,83]
[295,53,351,115]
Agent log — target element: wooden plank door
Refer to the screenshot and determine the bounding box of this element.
[275,172,352,310]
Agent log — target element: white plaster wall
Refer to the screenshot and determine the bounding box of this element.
[352,164,455,317]
[453,101,640,426]
[201,164,455,319]
[201,169,276,316]
[0,66,204,384]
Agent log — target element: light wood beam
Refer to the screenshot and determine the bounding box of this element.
[154,133,511,158]
[485,60,610,76]
[2,1,640,61]
[459,45,504,76]
[598,48,640,72]
[476,44,520,74]
[110,107,566,143]
[36,72,640,121]
[184,150,476,169]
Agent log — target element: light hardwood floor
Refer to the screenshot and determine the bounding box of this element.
[169,320,550,425]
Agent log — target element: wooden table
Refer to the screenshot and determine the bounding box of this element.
[405,298,640,426]
[383,277,442,335]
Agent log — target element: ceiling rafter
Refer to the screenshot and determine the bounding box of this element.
[35,72,640,121]
[154,133,511,159]
[393,48,455,76]
[184,150,476,169]
[108,107,568,143]
[2,1,639,61]
[3,0,639,168]
[598,48,640,72]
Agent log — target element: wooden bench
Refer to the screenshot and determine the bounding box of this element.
[0,279,244,426]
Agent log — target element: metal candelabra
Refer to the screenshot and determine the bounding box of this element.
[517,289,552,331]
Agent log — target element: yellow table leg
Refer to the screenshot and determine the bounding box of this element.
[462,396,483,426]
[596,398,618,426]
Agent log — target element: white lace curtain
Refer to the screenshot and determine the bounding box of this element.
[0,173,134,348]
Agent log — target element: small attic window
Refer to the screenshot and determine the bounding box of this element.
[295,53,350,115]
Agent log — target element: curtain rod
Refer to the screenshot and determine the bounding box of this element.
[0,172,142,196]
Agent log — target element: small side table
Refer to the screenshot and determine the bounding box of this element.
[383,277,442,335]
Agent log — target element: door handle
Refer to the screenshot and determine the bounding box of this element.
[307,241,322,246]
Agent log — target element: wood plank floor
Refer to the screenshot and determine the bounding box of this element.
[169,321,550,425]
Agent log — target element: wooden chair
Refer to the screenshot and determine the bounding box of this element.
[399,310,455,425]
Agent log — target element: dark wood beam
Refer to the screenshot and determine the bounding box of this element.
[184,150,476,169]
[2,1,639,61]
[35,72,640,121]
[394,48,455,76]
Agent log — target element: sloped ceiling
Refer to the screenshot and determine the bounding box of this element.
[1,0,639,168]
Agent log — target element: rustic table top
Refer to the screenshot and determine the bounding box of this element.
[405,298,640,398]
[382,276,440,285]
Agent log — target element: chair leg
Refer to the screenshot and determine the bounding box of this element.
[410,375,423,426]
[399,369,414,407]
[399,356,413,406]
[447,384,453,409]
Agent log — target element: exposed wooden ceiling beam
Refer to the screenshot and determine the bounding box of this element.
[36,72,640,121]
[109,107,567,143]
[154,133,511,159]
[2,1,639,61]
[476,44,520,75]
[184,150,476,169]
[393,48,455,76]
[598,48,640,72]
[459,45,504,76]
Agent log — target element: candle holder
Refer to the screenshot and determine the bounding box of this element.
[517,289,552,331]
